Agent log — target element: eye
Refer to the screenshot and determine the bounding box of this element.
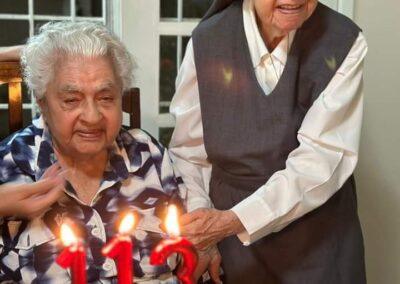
[64,98,79,104]
[100,96,114,101]
[99,95,115,103]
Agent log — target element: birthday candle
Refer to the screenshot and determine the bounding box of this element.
[102,212,136,284]
[56,222,87,284]
[150,205,198,284]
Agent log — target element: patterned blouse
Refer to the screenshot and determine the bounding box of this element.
[0,117,186,283]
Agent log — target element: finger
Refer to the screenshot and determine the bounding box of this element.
[193,251,210,282]
[208,250,222,283]
[29,185,64,212]
[185,236,203,248]
[41,163,61,179]
[56,169,69,179]
[197,240,214,251]
[180,219,204,236]
[185,234,215,251]
[180,212,202,226]
[21,177,64,198]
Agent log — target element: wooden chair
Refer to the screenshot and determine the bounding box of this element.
[122,87,141,129]
[0,61,141,136]
[0,61,23,134]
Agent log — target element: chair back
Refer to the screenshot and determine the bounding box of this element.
[0,61,23,134]
[122,87,141,129]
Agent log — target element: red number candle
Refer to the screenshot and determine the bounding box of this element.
[56,222,87,284]
[102,212,136,284]
[150,205,198,284]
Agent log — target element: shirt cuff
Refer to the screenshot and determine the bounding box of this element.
[231,193,275,245]
[186,197,212,212]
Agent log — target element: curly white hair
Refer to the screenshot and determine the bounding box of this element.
[21,21,135,99]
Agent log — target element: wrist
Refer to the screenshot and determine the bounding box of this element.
[223,210,245,237]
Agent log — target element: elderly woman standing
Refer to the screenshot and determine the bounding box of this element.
[170,0,368,283]
[0,22,185,283]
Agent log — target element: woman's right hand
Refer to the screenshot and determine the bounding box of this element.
[0,164,65,218]
[195,245,222,284]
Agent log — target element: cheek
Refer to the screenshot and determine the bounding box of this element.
[255,0,275,19]
[55,120,78,144]
[104,108,122,136]
[307,0,318,17]
[45,108,79,138]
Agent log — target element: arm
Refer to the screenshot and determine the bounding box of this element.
[0,45,23,61]
[169,39,213,212]
[169,40,222,283]
[231,32,368,244]
[175,33,368,247]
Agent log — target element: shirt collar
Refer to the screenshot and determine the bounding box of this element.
[243,0,297,68]
[34,116,56,181]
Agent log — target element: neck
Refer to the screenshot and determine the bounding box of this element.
[260,25,287,51]
[255,13,287,51]
[53,145,108,178]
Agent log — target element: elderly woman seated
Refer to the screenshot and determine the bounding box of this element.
[0,21,185,283]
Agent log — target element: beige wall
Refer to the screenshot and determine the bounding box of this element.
[354,0,400,282]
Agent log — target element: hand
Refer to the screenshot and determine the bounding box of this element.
[194,246,222,284]
[180,208,244,250]
[0,164,65,218]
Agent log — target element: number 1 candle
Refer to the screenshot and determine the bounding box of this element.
[102,212,136,284]
[56,222,87,284]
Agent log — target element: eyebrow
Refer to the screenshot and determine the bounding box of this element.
[59,84,81,94]
[58,80,117,94]
[94,81,117,92]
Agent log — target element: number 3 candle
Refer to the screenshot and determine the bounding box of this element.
[150,205,198,284]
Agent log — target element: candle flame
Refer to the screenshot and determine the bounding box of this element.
[119,212,135,234]
[60,223,77,247]
[165,205,180,237]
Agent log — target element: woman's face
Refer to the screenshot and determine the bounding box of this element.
[254,0,318,35]
[39,55,122,159]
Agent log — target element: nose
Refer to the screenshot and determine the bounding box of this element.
[80,100,103,124]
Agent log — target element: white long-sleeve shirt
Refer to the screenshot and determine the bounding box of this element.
[169,0,368,245]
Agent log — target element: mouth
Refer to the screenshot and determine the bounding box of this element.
[276,3,305,14]
[76,130,104,140]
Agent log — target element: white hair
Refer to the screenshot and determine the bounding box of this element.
[21,21,135,99]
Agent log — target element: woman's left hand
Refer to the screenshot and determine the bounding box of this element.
[180,208,244,250]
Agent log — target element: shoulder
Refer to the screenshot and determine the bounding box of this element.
[125,128,164,150]
[0,121,42,183]
[296,3,363,73]
[193,1,241,37]
[117,128,166,159]
[302,3,361,38]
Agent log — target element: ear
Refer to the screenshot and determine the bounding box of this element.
[36,96,48,121]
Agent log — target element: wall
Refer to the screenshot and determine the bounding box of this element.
[354,0,400,282]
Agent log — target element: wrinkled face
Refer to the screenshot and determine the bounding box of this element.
[254,0,318,35]
[39,55,122,159]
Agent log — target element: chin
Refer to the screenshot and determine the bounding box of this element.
[275,13,310,32]
[74,143,107,157]
[278,19,306,33]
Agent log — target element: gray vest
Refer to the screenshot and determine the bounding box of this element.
[192,2,366,283]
